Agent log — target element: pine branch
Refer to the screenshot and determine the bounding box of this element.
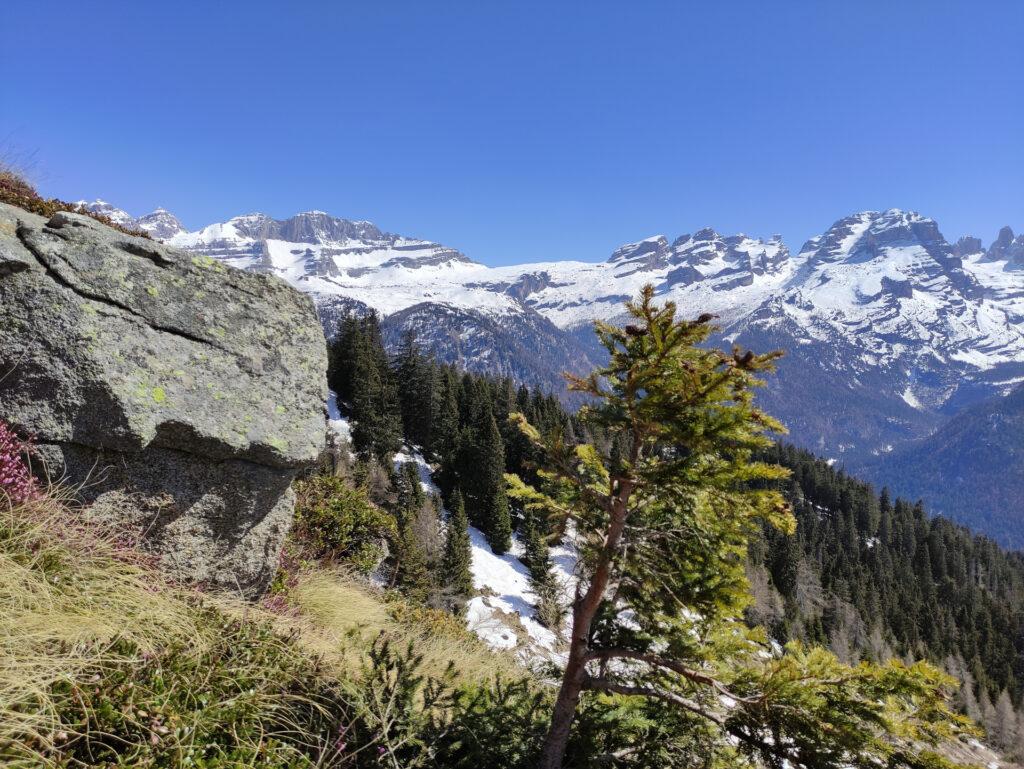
[582,675,725,726]
[584,648,761,705]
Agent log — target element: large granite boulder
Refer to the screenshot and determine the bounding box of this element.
[0,202,327,596]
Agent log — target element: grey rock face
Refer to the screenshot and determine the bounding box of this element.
[984,226,1024,269]
[0,202,327,596]
[984,226,1016,261]
[953,235,982,258]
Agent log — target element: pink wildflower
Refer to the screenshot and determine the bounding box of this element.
[0,420,38,505]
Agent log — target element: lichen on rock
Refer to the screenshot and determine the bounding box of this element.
[0,202,328,596]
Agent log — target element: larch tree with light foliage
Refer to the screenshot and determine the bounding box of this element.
[508,285,977,769]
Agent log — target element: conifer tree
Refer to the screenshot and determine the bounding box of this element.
[520,507,550,584]
[441,488,473,603]
[390,463,432,602]
[522,507,563,632]
[392,329,435,451]
[479,409,512,554]
[392,522,431,603]
[331,311,402,459]
[509,286,974,769]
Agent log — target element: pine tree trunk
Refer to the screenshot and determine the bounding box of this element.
[537,479,634,769]
[538,644,588,769]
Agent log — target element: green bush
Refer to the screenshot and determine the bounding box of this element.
[291,474,396,574]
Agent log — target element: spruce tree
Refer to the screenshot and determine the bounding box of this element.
[509,286,974,769]
[347,313,402,460]
[392,522,431,603]
[520,507,550,583]
[390,463,432,602]
[392,329,435,451]
[522,508,563,632]
[479,409,512,554]
[441,488,473,603]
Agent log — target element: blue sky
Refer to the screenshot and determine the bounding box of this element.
[2,1,1021,265]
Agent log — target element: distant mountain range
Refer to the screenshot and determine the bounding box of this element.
[76,199,1024,546]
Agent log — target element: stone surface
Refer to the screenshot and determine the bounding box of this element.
[0,202,328,596]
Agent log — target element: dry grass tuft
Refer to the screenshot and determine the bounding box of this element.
[0,494,213,758]
[0,489,516,765]
[281,570,518,684]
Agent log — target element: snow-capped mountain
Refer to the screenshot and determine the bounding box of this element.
[135,208,186,240]
[95,202,1023,466]
[722,211,1024,462]
[73,199,138,229]
[75,199,186,239]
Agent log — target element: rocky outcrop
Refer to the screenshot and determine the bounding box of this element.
[0,202,327,597]
[985,226,1024,268]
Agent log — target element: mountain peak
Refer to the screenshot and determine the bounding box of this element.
[136,208,186,240]
[801,209,951,266]
[984,225,1024,267]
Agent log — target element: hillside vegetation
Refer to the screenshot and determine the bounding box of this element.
[751,444,1024,758]
[0,482,538,767]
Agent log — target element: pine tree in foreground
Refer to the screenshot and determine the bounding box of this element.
[508,285,976,769]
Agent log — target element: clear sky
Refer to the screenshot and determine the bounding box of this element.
[2,1,1021,265]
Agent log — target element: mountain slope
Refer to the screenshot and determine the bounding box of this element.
[857,384,1024,549]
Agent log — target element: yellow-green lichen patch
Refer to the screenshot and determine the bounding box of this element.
[146,285,159,297]
[151,387,167,404]
[274,405,286,415]
[190,255,225,274]
[267,436,288,452]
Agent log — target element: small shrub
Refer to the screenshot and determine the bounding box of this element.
[0,421,38,506]
[436,677,550,769]
[292,474,396,574]
[386,598,477,643]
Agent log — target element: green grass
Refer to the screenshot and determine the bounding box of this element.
[0,490,515,767]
